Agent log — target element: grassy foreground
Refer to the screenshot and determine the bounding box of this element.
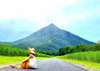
[0,56,49,66]
[58,51,100,71]
[58,57,100,71]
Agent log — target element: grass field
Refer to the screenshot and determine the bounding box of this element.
[0,56,50,66]
[58,51,100,71]
[65,51,100,63]
[0,51,100,71]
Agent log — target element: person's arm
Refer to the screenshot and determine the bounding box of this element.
[22,57,29,63]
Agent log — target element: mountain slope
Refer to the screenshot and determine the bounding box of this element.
[13,24,93,52]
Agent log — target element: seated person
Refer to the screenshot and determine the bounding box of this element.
[11,48,37,69]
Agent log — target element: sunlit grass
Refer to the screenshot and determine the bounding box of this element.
[65,51,100,63]
[58,57,100,71]
[57,51,100,71]
[0,56,50,66]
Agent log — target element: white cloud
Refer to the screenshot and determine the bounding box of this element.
[0,0,100,42]
[0,0,99,29]
[0,0,79,24]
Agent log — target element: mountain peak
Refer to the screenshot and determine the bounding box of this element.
[46,23,59,29]
[49,23,55,25]
[43,23,61,32]
[48,23,57,27]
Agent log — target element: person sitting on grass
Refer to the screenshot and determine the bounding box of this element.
[10,48,37,69]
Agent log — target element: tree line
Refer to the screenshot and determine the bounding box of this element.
[0,43,50,57]
[59,44,100,55]
[0,43,28,56]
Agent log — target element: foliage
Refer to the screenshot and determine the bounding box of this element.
[0,43,50,57]
[59,44,100,55]
[37,51,58,56]
[0,43,28,56]
[36,52,50,57]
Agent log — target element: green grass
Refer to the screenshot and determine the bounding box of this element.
[65,51,100,63]
[0,56,25,65]
[58,51,100,71]
[0,56,50,66]
[1,51,100,71]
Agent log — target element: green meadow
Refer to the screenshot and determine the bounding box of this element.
[58,51,100,71]
[0,56,49,66]
[0,56,26,65]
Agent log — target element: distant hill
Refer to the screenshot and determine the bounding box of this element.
[13,24,93,53]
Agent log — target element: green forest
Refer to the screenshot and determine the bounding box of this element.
[59,44,100,55]
[0,43,49,57]
[0,42,100,57]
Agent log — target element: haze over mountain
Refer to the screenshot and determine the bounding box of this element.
[13,24,93,52]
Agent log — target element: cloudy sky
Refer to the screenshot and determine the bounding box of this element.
[0,0,100,42]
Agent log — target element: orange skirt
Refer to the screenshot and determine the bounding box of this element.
[20,60,30,69]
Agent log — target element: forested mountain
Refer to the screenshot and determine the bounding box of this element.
[13,24,93,53]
